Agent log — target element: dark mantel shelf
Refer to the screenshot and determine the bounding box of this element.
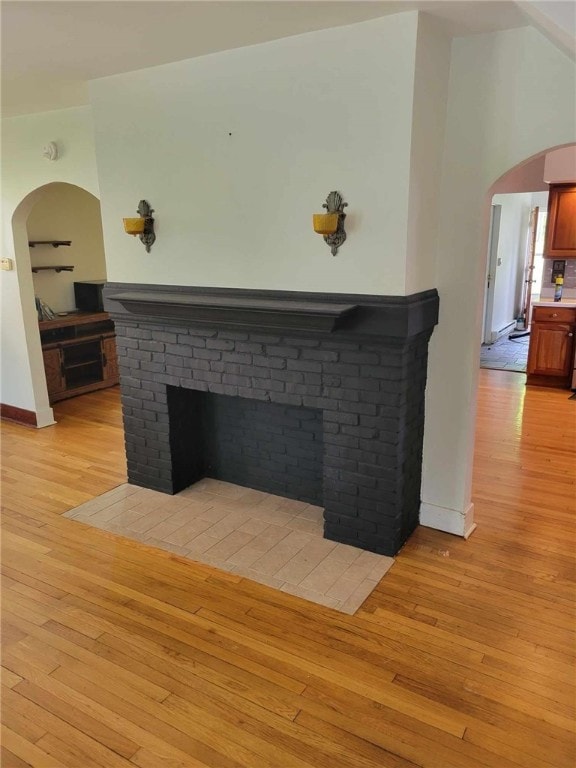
[108,291,358,333]
[105,284,440,338]
[32,265,74,273]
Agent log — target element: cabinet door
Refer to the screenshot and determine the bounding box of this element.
[527,323,574,377]
[544,185,576,258]
[102,336,119,384]
[42,347,65,396]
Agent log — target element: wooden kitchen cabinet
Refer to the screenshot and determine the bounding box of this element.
[544,184,576,258]
[527,306,576,387]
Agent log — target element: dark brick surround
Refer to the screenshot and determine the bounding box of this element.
[106,284,438,556]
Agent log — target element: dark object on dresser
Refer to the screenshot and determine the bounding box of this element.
[74,280,106,313]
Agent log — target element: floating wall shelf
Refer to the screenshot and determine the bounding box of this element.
[29,240,72,248]
[32,265,74,273]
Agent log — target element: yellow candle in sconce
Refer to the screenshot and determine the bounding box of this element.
[123,218,146,235]
[313,213,339,235]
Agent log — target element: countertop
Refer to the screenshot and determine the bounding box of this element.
[532,300,576,308]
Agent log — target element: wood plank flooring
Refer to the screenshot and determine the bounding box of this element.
[1,371,575,768]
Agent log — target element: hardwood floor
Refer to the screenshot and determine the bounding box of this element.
[1,371,574,768]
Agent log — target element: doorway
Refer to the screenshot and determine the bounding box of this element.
[11,182,113,426]
[479,165,554,374]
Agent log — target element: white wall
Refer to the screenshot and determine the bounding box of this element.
[421,26,576,535]
[28,185,106,313]
[490,192,532,335]
[491,154,549,195]
[0,107,100,423]
[90,14,419,296]
[531,191,549,209]
[405,14,451,294]
[543,145,576,182]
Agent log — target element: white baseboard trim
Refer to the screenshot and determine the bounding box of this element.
[488,321,516,343]
[420,501,476,538]
[36,406,56,428]
[497,320,516,338]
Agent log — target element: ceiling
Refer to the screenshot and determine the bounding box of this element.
[1,1,573,117]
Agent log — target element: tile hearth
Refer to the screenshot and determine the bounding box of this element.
[65,479,394,614]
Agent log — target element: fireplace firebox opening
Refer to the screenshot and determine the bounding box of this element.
[167,386,323,505]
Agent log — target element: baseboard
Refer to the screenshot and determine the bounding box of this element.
[489,321,516,343]
[0,403,55,428]
[420,501,476,538]
[36,407,56,428]
[498,320,516,337]
[1,403,37,427]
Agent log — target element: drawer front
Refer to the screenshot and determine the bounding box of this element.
[532,307,576,324]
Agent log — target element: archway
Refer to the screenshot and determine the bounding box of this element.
[470,143,575,528]
[479,143,575,360]
[10,182,106,427]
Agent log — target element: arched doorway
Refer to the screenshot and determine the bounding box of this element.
[479,144,575,374]
[10,182,107,426]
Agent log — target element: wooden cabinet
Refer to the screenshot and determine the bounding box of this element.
[102,336,119,383]
[527,323,573,377]
[544,184,576,258]
[527,306,576,387]
[42,347,66,398]
[39,313,119,404]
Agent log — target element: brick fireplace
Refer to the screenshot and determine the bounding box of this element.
[105,284,438,556]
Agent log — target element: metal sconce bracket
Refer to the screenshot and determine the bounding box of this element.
[318,191,348,256]
[137,200,155,253]
[124,200,156,252]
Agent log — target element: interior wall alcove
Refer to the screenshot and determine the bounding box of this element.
[10,182,107,427]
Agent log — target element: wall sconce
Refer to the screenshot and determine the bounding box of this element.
[123,200,156,253]
[313,191,348,256]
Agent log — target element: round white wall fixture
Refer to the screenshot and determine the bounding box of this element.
[42,142,58,161]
